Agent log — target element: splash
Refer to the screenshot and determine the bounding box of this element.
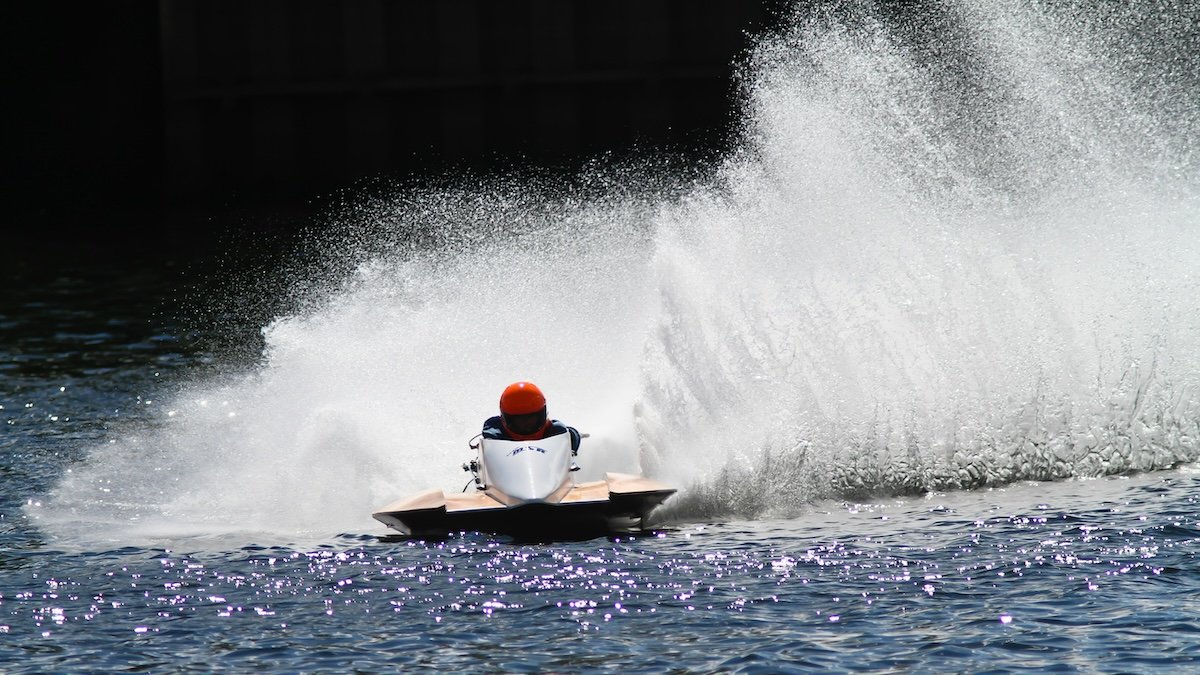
[32,0,1200,542]
[639,0,1200,518]
[31,179,664,544]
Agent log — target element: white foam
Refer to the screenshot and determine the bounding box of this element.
[640,0,1200,516]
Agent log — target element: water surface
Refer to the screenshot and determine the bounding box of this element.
[4,0,1200,670]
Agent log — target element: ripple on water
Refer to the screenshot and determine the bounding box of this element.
[2,473,1200,670]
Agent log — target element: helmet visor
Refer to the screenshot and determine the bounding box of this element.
[502,408,548,436]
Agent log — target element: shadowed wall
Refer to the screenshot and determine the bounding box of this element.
[6,1,782,251]
[160,1,778,204]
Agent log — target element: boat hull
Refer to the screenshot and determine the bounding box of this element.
[373,472,675,538]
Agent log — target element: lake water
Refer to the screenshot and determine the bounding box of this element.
[4,0,1199,671]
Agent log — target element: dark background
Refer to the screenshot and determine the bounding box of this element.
[5,1,788,259]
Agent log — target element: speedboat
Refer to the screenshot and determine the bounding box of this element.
[372,433,676,538]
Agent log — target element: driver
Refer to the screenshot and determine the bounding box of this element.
[482,381,581,452]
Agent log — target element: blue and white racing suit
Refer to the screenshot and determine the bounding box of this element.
[481,416,582,453]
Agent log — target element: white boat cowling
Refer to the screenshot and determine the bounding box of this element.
[478,434,574,506]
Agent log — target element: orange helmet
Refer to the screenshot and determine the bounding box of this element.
[499,381,549,439]
[500,381,546,415]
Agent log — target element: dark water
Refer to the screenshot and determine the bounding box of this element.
[5,320,1200,672]
[5,0,1200,670]
[5,250,1200,672]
